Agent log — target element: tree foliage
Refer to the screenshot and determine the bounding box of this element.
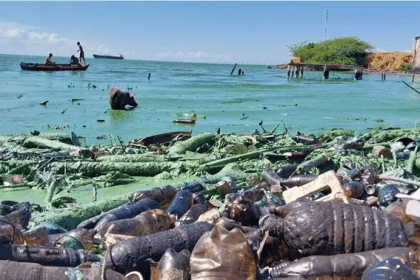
[287,37,374,65]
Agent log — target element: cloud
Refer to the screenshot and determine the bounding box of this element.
[0,21,109,56]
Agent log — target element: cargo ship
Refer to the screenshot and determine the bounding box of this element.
[93,54,124,60]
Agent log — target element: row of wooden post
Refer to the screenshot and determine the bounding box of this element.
[287,66,304,79]
[288,65,363,80]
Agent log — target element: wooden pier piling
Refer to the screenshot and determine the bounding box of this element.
[323,65,329,80]
[287,62,363,80]
[354,70,363,80]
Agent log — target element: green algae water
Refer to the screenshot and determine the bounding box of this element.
[1,54,420,145]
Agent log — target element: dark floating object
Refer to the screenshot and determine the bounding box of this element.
[173,119,195,124]
[40,101,48,105]
[97,119,105,123]
[20,62,89,71]
[70,98,84,102]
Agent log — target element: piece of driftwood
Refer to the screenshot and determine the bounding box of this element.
[22,136,83,151]
[379,175,420,187]
[168,133,216,154]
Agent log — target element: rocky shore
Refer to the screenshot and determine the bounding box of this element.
[275,51,413,75]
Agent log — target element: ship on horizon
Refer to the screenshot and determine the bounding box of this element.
[93,54,124,60]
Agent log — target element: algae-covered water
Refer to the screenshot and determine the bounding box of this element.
[1,54,420,146]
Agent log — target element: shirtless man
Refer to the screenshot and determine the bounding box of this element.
[69,55,79,65]
[45,53,55,65]
[77,42,86,64]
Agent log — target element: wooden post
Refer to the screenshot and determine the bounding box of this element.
[300,67,304,78]
[230,63,237,75]
[238,69,242,75]
[354,69,363,80]
[287,65,291,79]
[295,67,300,78]
[323,65,329,80]
[412,37,418,82]
[148,73,151,80]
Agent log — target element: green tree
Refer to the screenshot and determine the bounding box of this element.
[287,37,373,65]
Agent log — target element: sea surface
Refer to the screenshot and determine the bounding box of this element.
[1,54,420,146]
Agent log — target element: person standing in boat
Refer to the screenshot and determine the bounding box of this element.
[76,42,86,64]
[45,53,55,65]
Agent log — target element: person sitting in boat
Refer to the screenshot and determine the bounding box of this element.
[45,53,55,65]
[69,55,79,65]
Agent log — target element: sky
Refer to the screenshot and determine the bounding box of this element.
[0,1,418,64]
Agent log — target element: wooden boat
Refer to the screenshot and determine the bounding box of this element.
[93,54,124,60]
[20,62,89,71]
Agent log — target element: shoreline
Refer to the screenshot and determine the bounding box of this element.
[274,64,414,75]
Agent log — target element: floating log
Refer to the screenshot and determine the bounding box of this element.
[50,161,183,177]
[168,133,216,154]
[173,119,195,124]
[22,136,84,151]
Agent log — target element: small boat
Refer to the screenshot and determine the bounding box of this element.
[93,54,124,60]
[20,62,89,71]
